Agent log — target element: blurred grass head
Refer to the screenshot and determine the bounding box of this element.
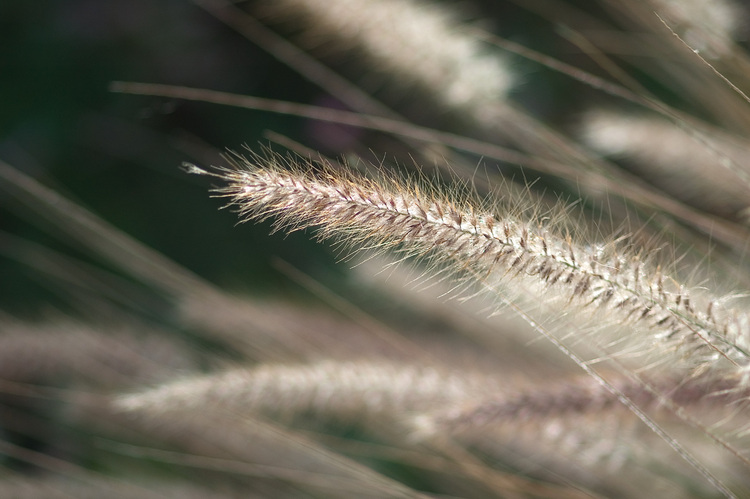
[2,0,750,497]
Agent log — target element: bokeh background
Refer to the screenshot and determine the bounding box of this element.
[0,0,597,316]
[4,2,750,496]
[2,0,333,315]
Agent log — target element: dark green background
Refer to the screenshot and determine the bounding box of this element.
[0,0,593,316]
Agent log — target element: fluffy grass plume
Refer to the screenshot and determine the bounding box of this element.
[3,0,750,497]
